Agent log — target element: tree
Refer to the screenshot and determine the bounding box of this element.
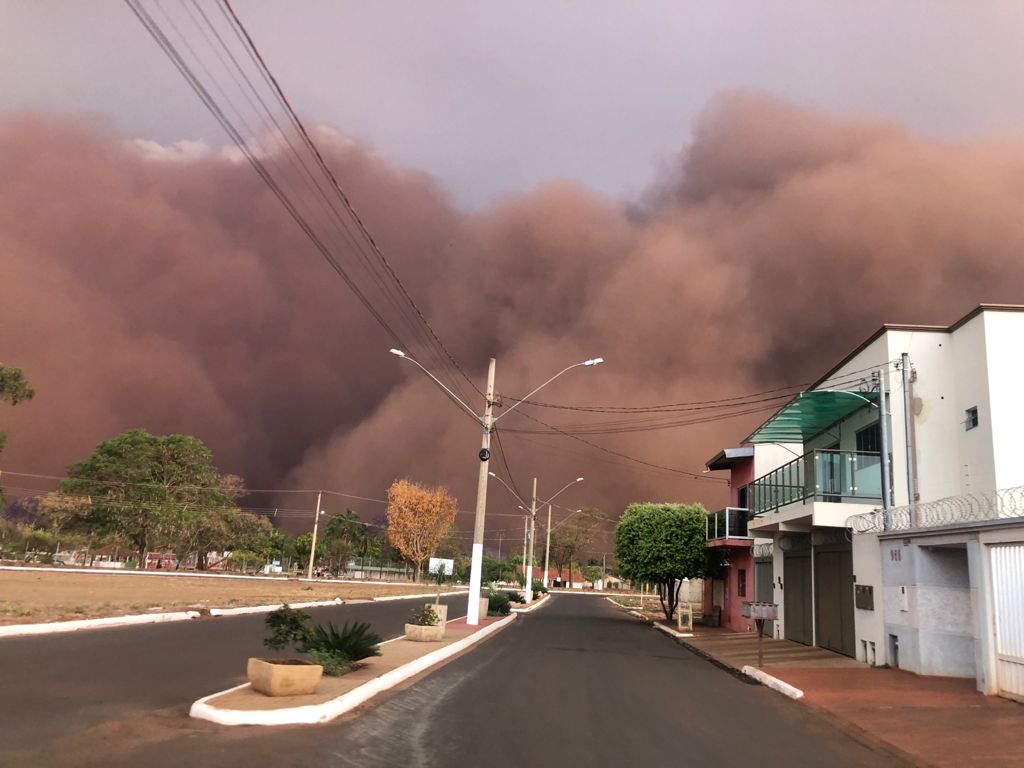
[550,507,605,580]
[60,429,236,565]
[581,564,604,587]
[385,479,458,581]
[0,365,34,502]
[321,509,367,572]
[613,502,708,620]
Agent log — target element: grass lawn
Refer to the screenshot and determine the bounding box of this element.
[0,568,461,625]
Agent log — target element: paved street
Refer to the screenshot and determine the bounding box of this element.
[4,593,904,767]
[0,593,467,760]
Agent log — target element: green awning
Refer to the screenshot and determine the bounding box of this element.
[745,390,877,444]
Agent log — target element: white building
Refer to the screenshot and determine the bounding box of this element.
[741,304,1024,700]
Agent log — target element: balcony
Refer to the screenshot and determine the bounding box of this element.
[749,449,882,517]
[706,507,751,544]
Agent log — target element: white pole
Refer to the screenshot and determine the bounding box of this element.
[525,477,537,603]
[306,490,323,580]
[543,504,552,589]
[522,517,528,593]
[466,358,496,626]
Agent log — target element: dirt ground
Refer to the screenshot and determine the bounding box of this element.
[0,568,460,625]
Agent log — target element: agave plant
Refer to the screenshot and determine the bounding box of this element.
[301,621,382,662]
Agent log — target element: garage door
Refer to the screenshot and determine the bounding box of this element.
[783,554,812,645]
[814,547,855,657]
[755,560,775,637]
[991,543,1024,701]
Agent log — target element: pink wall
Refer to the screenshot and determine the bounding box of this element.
[702,547,755,632]
[729,459,754,507]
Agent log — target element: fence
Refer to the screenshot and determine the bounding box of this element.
[848,485,1024,534]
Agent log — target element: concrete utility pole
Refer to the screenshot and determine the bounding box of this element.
[496,531,503,563]
[900,353,916,526]
[525,477,538,603]
[543,504,553,589]
[306,490,323,580]
[522,517,528,590]
[466,357,497,625]
[877,366,892,511]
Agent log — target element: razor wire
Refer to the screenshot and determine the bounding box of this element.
[848,485,1024,534]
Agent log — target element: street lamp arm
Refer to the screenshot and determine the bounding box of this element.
[391,349,482,423]
[492,358,602,423]
[539,476,584,507]
[487,471,528,507]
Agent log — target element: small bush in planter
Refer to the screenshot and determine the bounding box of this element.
[487,590,511,616]
[505,590,526,604]
[409,604,440,626]
[263,605,381,676]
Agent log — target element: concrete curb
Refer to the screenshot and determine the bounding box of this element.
[741,665,805,700]
[653,622,694,640]
[0,610,201,637]
[0,592,467,638]
[372,590,466,602]
[189,612,518,725]
[511,595,552,613]
[0,565,286,581]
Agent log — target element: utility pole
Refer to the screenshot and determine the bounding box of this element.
[900,353,917,526]
[466,358,497,626]
[496,531,503,563]
[525,477,538,604]
[543,504,553,589]
[877,366,892,511]
[306,490,323,580]
[521,517,528,592]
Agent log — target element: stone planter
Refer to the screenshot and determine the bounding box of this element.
[405,622,445,642]
[479,596,490,618]
[246,657,323,697]
[428,602,449,625]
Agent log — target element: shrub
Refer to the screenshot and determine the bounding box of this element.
[409,604,441,626]
[263,607,381,677]
[531,579,548,594]
[505,590,525,604]
[302,621,383,662]
[487,590,511,616]
[264,604,312,651]
[306,648,352,676]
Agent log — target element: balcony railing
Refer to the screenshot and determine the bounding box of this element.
[706,507,751,541]
[749,449,882,516]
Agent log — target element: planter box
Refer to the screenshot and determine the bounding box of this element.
[479,597,489,618]
[405,622,445,642]
[428,602,449,625]
[246,657,323,697]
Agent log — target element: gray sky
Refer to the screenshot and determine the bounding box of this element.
[4,0,1024,208]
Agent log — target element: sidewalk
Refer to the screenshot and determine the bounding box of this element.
[668,626,1024,768]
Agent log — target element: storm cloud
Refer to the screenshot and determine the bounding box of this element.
[3,92,1024,545]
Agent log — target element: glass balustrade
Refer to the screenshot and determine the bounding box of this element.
[706,506,751,541]
[748,449,882,516]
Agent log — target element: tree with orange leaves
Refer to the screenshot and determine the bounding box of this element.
[385,479,459,581]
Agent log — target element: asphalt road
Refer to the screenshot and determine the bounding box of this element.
[5,593,906,767]
[0,592,467,758]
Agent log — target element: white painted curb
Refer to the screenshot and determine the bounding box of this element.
[511,595,552,613]
[0,565,286,581]
[741,665,805,700]
[0,592,467,638]
[190,612,519,725]
[372,590,466,602]
[0,610,201,638]
[653,623,694,640]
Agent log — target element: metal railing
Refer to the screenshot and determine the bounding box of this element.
[749,449,882,516]
[849,486,1024,534]
[706,507,751,540]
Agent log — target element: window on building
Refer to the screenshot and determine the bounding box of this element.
[738,569,747,597]
[965,407,979,431]
[856,423,881,453]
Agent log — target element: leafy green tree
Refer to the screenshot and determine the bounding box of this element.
[581,564,604,587]
[60,429,235,565]
[613,502,708,620]
[0,365,34,500]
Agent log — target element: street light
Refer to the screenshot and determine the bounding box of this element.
[490,472,584,602]
[391,349,603,624]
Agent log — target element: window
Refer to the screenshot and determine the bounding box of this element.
[737,569,747,597]
[856,423,881,453]
[965,407,979,431]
